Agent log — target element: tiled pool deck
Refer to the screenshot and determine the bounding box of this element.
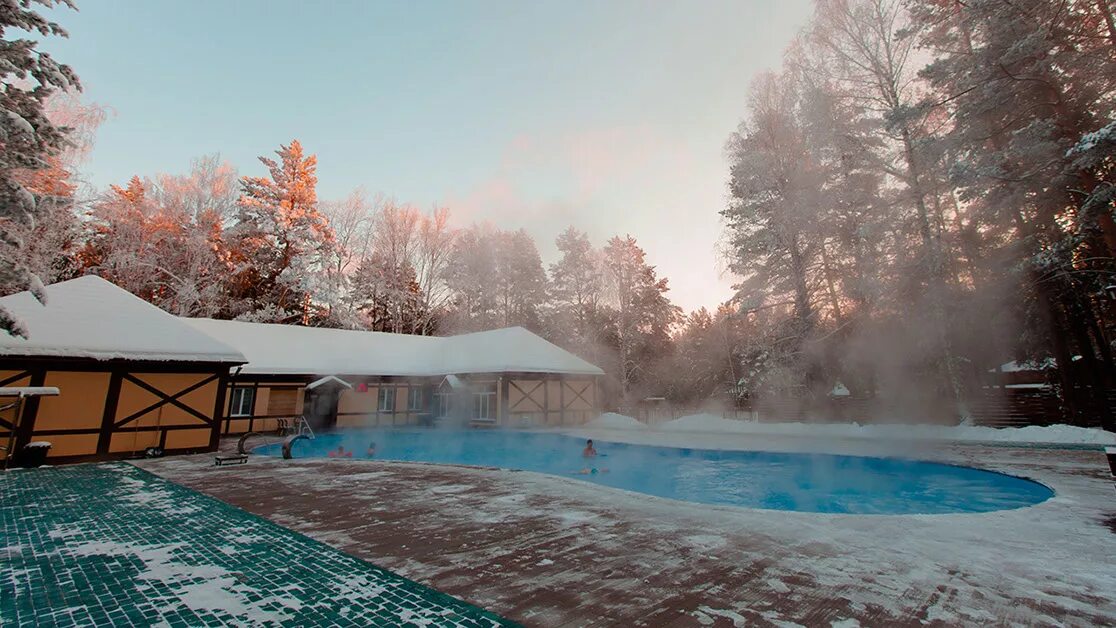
[0,463,516,627]
[137,433,1116,627]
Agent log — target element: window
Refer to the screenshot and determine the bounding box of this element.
[229,387,255,417]
[408,386,424,411]
[434,392,451,418]
[472,383,497,420]
[378,386,395,413]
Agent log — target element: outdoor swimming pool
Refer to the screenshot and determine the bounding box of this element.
[255,430,1054,514]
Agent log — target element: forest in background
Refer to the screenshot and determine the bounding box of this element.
[3,0,1115,428]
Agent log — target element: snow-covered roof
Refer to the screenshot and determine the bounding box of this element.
[307,375,352,390]
[0,276,246,364]
[183,318,604,377]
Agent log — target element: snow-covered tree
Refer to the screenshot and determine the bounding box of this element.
[412,205,456,334]
[0,0,81,335]
[320,188,377,328]
[228,140,335,324]
[1,89,106,297]
[602,234,681,399]
[350,250,424,332]
[81,157,236,317]
[549,227,603,336]
[909,0,1116,428]
[494,229,547,330]
[442,225,497,332]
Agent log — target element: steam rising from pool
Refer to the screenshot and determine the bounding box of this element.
[254,429,1053,514]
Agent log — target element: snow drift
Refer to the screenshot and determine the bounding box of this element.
[590,412,1115,446]
[585,413,647,430]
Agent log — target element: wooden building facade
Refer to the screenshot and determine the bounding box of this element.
[183,319,604,435]
[218,372,599,434]
[0,277,245,463]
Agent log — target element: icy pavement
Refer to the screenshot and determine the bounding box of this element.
[137,439,1116,627]
[0,463,515,627]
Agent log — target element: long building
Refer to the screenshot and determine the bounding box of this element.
[183,319,604,435]
[0,277,604,463]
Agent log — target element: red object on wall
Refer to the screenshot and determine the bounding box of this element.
[356,383,368,392]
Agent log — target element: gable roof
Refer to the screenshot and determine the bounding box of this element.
[0,276,246,364]
[182,318,604,377]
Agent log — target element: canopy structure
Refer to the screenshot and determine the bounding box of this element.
[306,375,352,391]
[0,387,60,398]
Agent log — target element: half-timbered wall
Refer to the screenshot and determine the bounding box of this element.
[505,376,597,426]
[0,361,229,462]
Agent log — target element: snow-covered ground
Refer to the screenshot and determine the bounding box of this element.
[586,412,648,430]
[582,412,1115,446]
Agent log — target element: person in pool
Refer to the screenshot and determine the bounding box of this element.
[577,466,608,475]
[328,444,352,458]
[366,442,376,457]
[582,439,597,458]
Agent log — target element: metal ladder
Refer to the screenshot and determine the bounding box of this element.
[295,416,315,439]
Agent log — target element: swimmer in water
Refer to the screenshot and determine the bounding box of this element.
[328,445,352,458]
[576,467,608,475]
[366,442,376,457]
[582,439,597,458]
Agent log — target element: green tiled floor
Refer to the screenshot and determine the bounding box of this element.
[0,463,518,627]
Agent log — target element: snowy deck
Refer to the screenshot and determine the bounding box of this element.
[134,432,1116,626]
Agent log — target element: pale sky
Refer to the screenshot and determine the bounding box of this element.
[42,0,814,314]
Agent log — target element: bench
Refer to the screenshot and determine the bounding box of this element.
[214,454,248,467]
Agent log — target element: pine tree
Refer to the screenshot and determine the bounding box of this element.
[549,227,603,336]
[0,0,81,336]
[910,0,1116,428]
[494,229,547,330]
[602,235,681,399]
[229,140,335,324]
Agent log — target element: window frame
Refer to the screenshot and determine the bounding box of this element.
[434,392,451,418]
[378,386,396,413]
[229,387,255,417]
[408,386,424,411]
[472,383,497,420]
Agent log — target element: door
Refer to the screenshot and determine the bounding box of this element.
[304,388,340,431]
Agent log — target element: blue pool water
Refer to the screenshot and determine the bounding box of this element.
[255,429,1054,514]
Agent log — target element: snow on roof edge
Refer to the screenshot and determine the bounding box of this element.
[184,317,604,377]
[0,276,246,364]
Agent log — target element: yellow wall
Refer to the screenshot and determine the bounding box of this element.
[339,387,378,414]
[3,368,224,459]
[266,387,300,415]
[253,387,269,415]
[165,428,212,449]
[39,433,99,457]
[109,430,160,453]
[35,372,109,431]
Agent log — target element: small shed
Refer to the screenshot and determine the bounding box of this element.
[0,276,245,462]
